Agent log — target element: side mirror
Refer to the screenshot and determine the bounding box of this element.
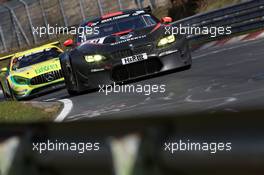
[161,17,173,23]
[0,67,7,73]
[63,39,74,47]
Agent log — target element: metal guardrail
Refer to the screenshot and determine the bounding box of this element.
[0,41,60,61]
[0,0,167,54]
[171,0,264,43]
[61,1,264,43]
[2,110,264,175]
[1,0,264,59]
[0,54,14,61]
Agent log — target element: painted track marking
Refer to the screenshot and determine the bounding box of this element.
[54,99,73,122]
[43,98,57,102]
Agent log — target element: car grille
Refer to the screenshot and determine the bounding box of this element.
[111,58,163,82]
[112,49,133,59]
[111,44,153,59]
[30,70,63,85]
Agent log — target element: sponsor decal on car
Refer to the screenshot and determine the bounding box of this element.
[101,14,130,23]
[91,10,146,26]
[35,64,59,75]
[111,35,147,46]
[120,34,133,40]
[81,37,106,45]
[121,53,148,65]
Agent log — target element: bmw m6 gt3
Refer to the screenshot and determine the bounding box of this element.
[60,8,192,95]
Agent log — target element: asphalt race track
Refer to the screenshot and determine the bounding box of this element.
[1,39,264,121]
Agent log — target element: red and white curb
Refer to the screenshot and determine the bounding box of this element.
[198,29,264,50]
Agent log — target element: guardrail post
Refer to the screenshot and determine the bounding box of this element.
[3,4,30,48]
[78,0,86,20]
[19,0,37,44]
[97,0,104,16]
[0,26,7,53]
[148,0,154,9]
[136,0,142,8]
[39,0,50,39]
[14,23,22,49]
[118,0,123,10]
[59,0,69,26]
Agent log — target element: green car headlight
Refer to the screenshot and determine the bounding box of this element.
[84,55,106,63]
[12,76,29,85]
[157,35,176,47]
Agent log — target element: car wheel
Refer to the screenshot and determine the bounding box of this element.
[67,70,82,96]
[0,82,7,99]
[63,67,81,96]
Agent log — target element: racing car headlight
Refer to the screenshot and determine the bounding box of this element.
[157,35,176,47]
[84,55,106,63]
[12,76,29,85]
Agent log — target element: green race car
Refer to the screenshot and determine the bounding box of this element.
[0,42,65,100]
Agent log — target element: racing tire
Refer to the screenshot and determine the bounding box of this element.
[60,55,82,96]
[7,82,17,101]
[65,71,81,96]
[63,65,81,96]
[184,54,192,70]
[0,82,8,99]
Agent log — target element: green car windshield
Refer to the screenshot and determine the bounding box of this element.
[78,14,158,43]
[12,48,61,71]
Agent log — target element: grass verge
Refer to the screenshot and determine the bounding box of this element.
[0,101,62,123]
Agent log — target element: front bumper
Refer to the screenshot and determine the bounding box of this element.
[11,78,64,99]
[75,42,191,90]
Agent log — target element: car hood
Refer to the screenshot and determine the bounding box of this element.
[10,58,61,78]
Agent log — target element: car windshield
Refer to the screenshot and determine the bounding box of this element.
[78,14,158,43]
[12,48,61,70]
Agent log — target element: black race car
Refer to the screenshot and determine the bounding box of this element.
[60,7,192,95]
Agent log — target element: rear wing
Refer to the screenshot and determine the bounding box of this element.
[44,41,60,47]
